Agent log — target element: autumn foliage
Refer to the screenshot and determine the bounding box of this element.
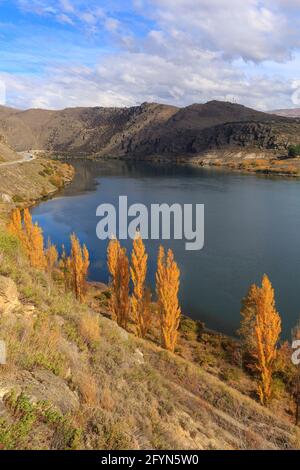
[107,239,130,330]
[7,209,90,303]
[45,238,58,273]
[107,237,181,350]
[240,275,281,405]
[156,246,181,352]
[130,233,150,337]
[7,208,22,239]
[53,235,90,303]
[255,275,281,404]
[24,208,46,269]
[118,247,130,330]
[107,238,120,323]
[238,283,260,368]
[8,208,46,269]
[68,233,90,303]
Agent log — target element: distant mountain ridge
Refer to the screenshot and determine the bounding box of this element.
[269,108,300,118]
[0,101,299,158]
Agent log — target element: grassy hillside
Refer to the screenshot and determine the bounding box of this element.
[0,229,299,450]
[0,157,74,221]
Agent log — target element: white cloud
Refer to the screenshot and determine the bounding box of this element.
[59,0,75,13]
[105,18,120,32]
[16,0,119,32]
[57,13,74,25]
[1,48,294,111]
[7,0,300,110]
[142,0,300,62]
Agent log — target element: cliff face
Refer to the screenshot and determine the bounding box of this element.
[1,101,299,158]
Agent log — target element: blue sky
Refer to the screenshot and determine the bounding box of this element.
[0,0,300,110]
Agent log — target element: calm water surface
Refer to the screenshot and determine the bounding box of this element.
[31,159,300,338]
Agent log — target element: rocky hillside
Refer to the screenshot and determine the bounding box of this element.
[1,101,300,159]
[0,230,299,450]
[0,136,72,221]
[0,136,19,163]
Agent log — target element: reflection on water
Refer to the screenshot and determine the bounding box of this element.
[31,159,300,338]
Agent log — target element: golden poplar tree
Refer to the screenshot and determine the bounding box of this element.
[31,223,46,269]
[118,247,130,330]
[59,244,72,292]
[7,208,22,239]
[22,208,46,269]
[254,274,281,405]
[107,238,121,322]
[292,321,300,425]
[69,233,90,302]
[238,283,260,367]
[7,208,46,269]
[23,208,33,243]
[45,238,58,273]
[22,208,36,258]
[130,233,149,337]
[107,239,130,330]
[156,246,181,352]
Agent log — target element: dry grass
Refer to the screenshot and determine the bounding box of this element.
[78,312,100,347]
[99,385,115,411]
[2,314,67,376]
[73,370,98,406]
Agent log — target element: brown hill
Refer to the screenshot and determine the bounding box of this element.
[0,101,299,158]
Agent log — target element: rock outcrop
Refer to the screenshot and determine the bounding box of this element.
[0,275,20,315]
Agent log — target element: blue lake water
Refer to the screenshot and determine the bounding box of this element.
[31,159,300,338]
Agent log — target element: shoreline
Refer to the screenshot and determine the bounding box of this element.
[23,155,292,345]
[52,150,300,178]
[23,158,239,344]
[0,156,75,224]
[87,280,239,343]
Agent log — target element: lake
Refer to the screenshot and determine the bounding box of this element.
[31,159,300,338]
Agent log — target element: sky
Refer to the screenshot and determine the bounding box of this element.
[0,0,300,110]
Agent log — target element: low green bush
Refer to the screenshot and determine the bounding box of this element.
[288,144,300,157]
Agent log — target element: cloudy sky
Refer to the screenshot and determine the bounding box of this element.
[1,0,300,110]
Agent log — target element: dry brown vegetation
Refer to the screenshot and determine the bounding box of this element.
[0,157,74,222]
[130,234,149,338]
[78,311,100,347]
[107,239,130,330]
[108,236,181,353]
[156,246,181,352]
[5,210,298,412]
[7,209,90,303]
[239,275,281,405]
[0,211,300,449]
